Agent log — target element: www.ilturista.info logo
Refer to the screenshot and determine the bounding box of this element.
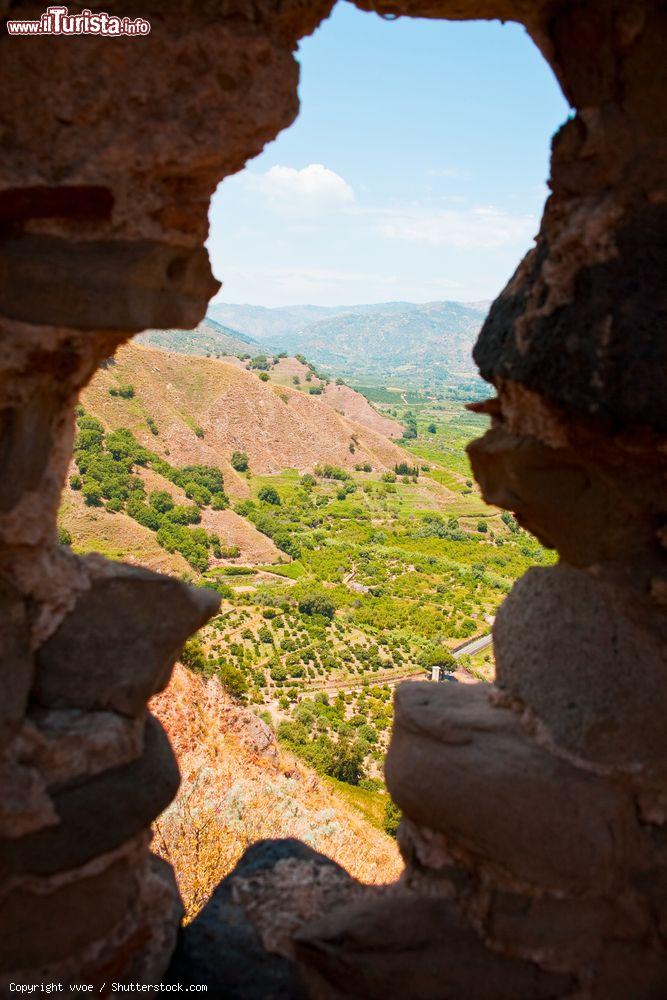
[6,5,151,35]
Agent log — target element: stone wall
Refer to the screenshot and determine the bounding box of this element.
[0,0,665,994]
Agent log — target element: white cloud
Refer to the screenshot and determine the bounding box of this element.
[378,205,537,249]
[248,164,354,215]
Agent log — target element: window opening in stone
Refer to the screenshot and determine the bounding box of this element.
[58,3,568,923]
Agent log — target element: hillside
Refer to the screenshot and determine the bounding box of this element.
[81,343,409,485]
[151,663,402,920]
[207,300,488,378]
[137,318,259,357]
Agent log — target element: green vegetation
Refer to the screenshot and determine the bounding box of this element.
[231,451,249,472]
[66,377,553,806]
[71,410,229,571]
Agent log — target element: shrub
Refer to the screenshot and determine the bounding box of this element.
[211,492,229,510]
[82,481,102,506]
[314,464,350,482]
[217,662,249,701]
[69,474,82,490]
[258,485,281,506]
[180,637,207,673]
[109,384,135,398]
[427,423,437,434]
[149,490,174,513]
[477,520,488,533]
[383,799,402,837]
[146,416,159,435]
[185,482,212,507]
[57,526,72,546]
[194,426,205,439]
[231,451,249,472]
[249,355,270,370]
[258,372,270,382]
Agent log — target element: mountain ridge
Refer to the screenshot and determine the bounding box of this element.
[207,299,488,377]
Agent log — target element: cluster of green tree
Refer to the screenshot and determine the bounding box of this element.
[277,694,374,785]
[501,510,520,533]
[108,384,135,398]
[71,410,230,571]
[394,462,419,477]
[234,498,301,559]
[402,411,418,440]
[180,636,249,700]
[314,464,351,481]
[414,513,465,542]
[248,355,270,370]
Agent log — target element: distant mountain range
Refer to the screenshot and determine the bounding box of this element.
[137,318,259,357]
[207,300,489,377]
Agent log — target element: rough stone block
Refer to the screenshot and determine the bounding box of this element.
[0,715,179,879]
[495,564,667,765]
[167,840,332,997]
[466,425,649,565]
[0,855,134,973]
[34,561,220,716]
[0,233,220,331]
[0,392,62,513]
[294,891,574,999]
[386,683,647,895]
[0,579,32,750]
[486,889,648,970]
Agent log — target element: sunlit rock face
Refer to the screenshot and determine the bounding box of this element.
[0,0,665,994]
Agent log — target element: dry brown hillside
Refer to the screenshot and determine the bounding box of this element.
[151,664,402,920]
[81,344,410,493]
[322,382,403,439]
[221,354,404,439]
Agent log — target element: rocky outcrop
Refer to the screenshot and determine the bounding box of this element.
[0,0,664,993]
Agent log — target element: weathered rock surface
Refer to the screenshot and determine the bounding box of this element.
[0,855,135,973]
[34,561,220,716]
[386,682,649,894]
[0,234,220,332]
[294,891,574,1000]
[0,0,664,989]
[166,840,332,997]
[0,578,32,750]
[495,564,667,765]
[0,715,179,879]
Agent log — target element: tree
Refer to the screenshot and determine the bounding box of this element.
[149,490,174,513]
[217,662,249,702]
[419,645,457,673]
[329,737,365,785]
[249,355,270,371]
[82,481,102,506]
[231,451,249,472]
[258,485,281,505]
[427,423,437,434]
[180,637,207,673]
[298,593,335,620]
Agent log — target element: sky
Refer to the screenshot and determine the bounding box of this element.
[207,2,570,308]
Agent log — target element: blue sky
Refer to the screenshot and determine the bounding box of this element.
[208,3,570,307]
